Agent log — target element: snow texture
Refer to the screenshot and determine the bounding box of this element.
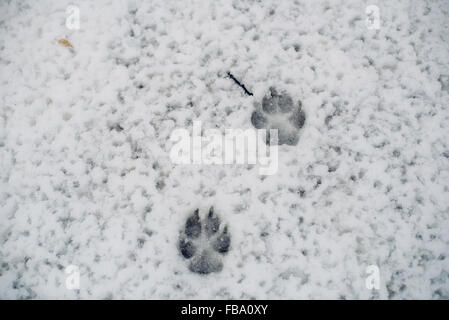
[0,0,449,299]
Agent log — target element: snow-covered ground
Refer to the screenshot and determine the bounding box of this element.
[1,0,448,299]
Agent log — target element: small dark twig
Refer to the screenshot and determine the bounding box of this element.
[227,72,253,96]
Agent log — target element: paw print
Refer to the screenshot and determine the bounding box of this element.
[251,87,305,145]
[178,207,231,274]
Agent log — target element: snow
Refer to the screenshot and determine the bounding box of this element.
[0,0,448,299]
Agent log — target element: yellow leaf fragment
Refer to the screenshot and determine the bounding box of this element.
[58,39,73,48]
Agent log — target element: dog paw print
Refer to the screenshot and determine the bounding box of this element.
[178,207,231,274]
[251,87,305,145]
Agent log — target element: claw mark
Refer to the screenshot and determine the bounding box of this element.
[205,207,220,236]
